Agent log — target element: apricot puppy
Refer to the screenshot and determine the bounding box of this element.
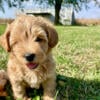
[0,15,58,100]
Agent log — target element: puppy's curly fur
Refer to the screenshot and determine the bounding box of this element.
[0,15,58,100]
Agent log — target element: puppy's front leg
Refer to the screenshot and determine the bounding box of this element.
[11,82,27,100]
[42,77,56,100]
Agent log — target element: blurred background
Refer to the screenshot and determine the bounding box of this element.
[0,0,100,26]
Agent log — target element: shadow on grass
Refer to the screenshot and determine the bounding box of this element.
[1,74,100,100]
[57,75,100,100]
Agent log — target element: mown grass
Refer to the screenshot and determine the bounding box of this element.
[0,24,100,100]
[55,26,100,100]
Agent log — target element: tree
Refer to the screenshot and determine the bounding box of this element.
[38,0,100,24]
[55,0,63,24]
[0,0,100,24]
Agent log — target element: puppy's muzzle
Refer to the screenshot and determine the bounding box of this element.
[24,53,35,62]
[24,53,38,69]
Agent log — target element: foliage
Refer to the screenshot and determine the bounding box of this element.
[0,0,4,12]
[0,24,100,100]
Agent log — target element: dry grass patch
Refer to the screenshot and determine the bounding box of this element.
[75,19,100,26]
[0,19,14,24]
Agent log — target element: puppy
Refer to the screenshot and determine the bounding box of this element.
[0,15,58,100]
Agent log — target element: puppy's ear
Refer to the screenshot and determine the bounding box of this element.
[46,25,58,48]
[0,24,11,52]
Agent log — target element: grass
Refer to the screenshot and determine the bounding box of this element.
[55,26,100,100]
[0,24,100,100]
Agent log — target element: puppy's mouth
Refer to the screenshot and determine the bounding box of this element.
[26,63,38,69]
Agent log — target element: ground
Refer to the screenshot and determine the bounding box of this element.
[0,24,100,100]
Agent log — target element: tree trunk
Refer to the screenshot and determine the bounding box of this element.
[54,0,62,25]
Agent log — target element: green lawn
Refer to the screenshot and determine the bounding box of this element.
[0,24,100,100]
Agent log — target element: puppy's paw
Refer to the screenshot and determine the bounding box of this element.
[23,97,31,100]
[16,97,31,100]
[43,96,54,100]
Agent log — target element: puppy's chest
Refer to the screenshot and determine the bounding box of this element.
[23,71,47,89]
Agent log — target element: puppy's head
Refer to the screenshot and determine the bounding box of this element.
[0,15,58,69]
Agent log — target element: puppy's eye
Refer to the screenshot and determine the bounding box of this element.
[35,37,43,42]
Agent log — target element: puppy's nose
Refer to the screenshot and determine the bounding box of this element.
[24,53,35,62]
